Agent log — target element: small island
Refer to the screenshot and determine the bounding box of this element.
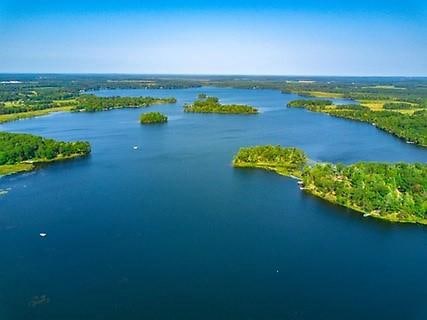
[73,95,177,112]
[0,132,91,176]
[184,96,258,114]
[140,112,168,124]
[233,145,427,225]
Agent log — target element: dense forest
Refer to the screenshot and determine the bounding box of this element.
[327,109,427,146]
[232,145,427,224]
[287,99,427,146]
[0,132,90,175]
[302,162,427,223]
[0,132,90,165]
[73,95,176,112]
[233,145,307,177]
[140,112,168,124]
[184,96,258,114]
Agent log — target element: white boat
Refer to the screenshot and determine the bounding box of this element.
[406,141,415,144]
[39,233,47,237]
[133,146,139,150]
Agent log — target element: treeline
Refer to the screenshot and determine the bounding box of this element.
[0,101,56,114]
[73,95,177,112]
[287,99,368,111]
[287,99,427,146]
[383,102,417,110]
[287,99,332,108]
[303,162,427,222]
[327,109,427,146]
[0,132,90,165]
[232,145,307,177]
[184,96,258,114]
[140,112,168,124]
[281,79,427,103]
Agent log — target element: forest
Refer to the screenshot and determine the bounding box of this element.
[0,132,90,164]
[73,95,177,112]
[140,112,168,124]
[0,132,90,175]
[233,145,307,177]
[328,109,427,146]
[287,99,427,146]
[184,96,258,114]
[302,162,427,223]
[232,145,427,224]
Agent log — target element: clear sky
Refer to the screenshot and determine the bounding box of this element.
[0,0,426,75]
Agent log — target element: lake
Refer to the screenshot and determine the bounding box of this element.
[1,87,427,319]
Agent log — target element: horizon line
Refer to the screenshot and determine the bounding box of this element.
[0,72,426,78]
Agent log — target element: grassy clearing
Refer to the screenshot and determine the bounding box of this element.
[359,99,422,114]
[0,163,34,176]
[293,90,421,114]
[297,91,344,98]
[0,106,73,123]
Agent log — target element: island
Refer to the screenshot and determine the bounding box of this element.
[233,145,427,225]
[287,99,427,146]
[184,96,258,114]
[0,132,91,176]
[140,112,168,124]
[72,95,177,112]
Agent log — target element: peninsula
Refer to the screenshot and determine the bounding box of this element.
[0,132,91,176]
[73,95,177,112]
[287,99,427,146]
[233,145,427,225]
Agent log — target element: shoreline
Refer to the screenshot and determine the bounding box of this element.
[233,159,427,226]
[287,101,427,148]
[0,152,90,177]
[0,106,74,124]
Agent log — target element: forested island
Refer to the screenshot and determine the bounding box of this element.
[184,96,258,114]
[287,99,427,146]
[73,95,177,112]
[233,145,427,225]
[0,132,91,176]
[140,112,168,124]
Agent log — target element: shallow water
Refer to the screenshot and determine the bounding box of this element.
[0,87,426,319]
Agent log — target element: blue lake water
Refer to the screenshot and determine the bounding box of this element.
[1,87,427,319]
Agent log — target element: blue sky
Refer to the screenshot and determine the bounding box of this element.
[0,0,426,75]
